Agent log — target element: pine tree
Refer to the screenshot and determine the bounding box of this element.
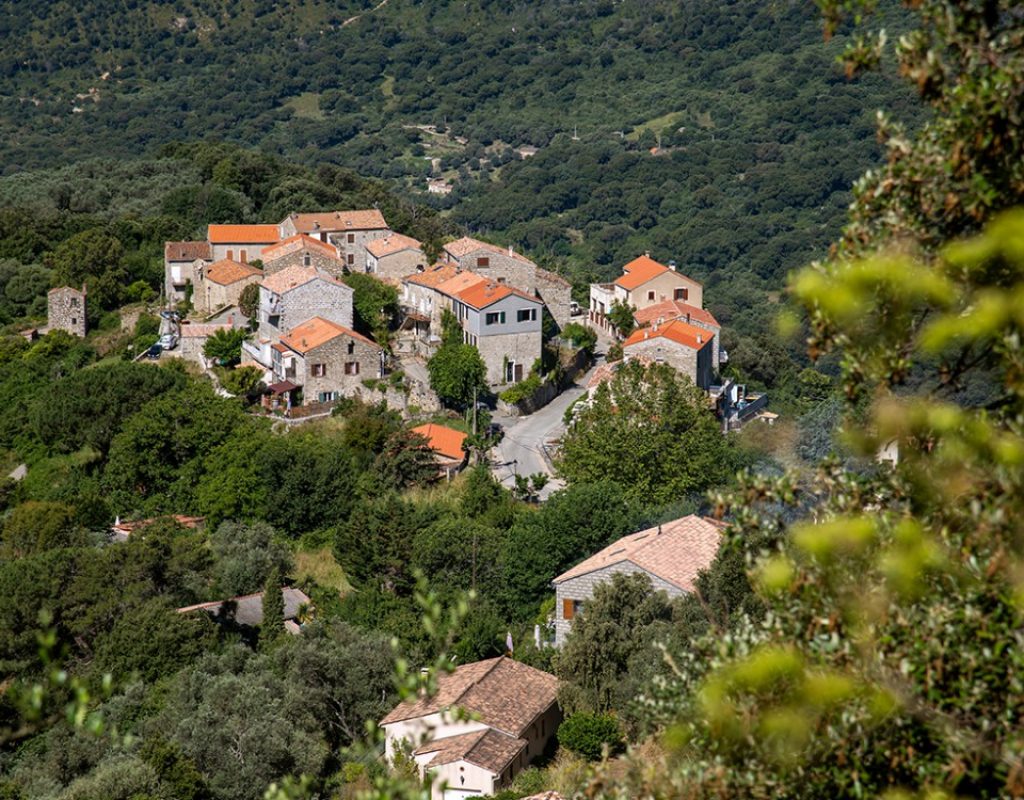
[259,566,285,650]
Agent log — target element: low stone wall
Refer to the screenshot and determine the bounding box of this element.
[497,348,591,417]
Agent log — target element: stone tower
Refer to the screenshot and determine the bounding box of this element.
[47,285,87,337]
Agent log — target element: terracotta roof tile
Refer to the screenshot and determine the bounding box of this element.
[280,316,378,354]
[623,319,715,351]
[415,729,527,775]
[436,271,489,298]
[380,657,558,737]
[207,224,280,244]
[633,300,719,329]
[455,280,539,310]
[444,236,537,266]
[411,424,467,461]
[614,255,670,290]
[165,241,211,261]
[260,265,345,295]
[366,233,423,258]
[204,259,262,286]
[286,209,388,233]
[403,264,461,288]
[554,515,723,592]
[262,234,340,262]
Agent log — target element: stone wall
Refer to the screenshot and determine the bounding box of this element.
[535,268,572,331]
[299,334,381,403]
[554,562,684,646]
[198,274,262,315]
[450,248,536,295]
[623,337,714,389]
[368,248,427,282]
[327,228,391,273]
[263,248,345,279]
[476,330,542,386]
[258,278,354,339]
[47,287,86,337]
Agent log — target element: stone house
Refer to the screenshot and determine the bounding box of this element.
[633,300,722,369]
[445,279,544,385]
[397,264,461,354]
[47,286,87,337]
[380,657,561,800]
[552,515,724,646]
[164,240,211,303]
[621,318,715,389]
[411,423,468,479]
[193,259,263,315]
[177,321,234,364]
[275,316,382,404]
[365,233,426,281]
[261,234,345,278]
[441,237,572,330]
[256,265,354,338]
[277,210,390,273]
[589,255,703,335]
[207,224,279,263]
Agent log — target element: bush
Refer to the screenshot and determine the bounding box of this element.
[561,322,597,353]
[557,712,624,761]
[499,373,542,405]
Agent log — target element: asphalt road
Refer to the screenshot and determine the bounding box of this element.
[490,354,605,500]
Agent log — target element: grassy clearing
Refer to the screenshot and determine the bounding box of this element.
[283,92,324,120]
[626,110,686,139]
[293,547,352,598]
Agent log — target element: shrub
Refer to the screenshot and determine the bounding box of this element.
[557,712,624,761]
[561,322,597,353]
[499,373,542,405]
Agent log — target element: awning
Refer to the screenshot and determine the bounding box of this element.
[266,380,299,395]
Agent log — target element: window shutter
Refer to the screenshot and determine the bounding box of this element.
[562,598,574,620]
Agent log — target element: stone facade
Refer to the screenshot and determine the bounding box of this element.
[258,275,354,339]
[620,270,703,312]
[193,262,263,315]
[535,267,572,330]
[164,241,211,303]
[367,246,427,282]
[263,247,345,279]
[476,330,543,386]
[276,333,382,403]
[327,228,389,274]
[623,335,714,389]
[554,562,682,647]
[445,245,536,296]
[47,286,87,337]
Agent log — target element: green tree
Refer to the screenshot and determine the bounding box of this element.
[238,282,260,323]
[606,301,636,338]
[0,500,85,559]
[203,328,249,366]
[555,572,673,716]
[427,341,487,410]
[557,712,625,761]
[211,521,292,597]
[559,361,735,504]
[342,272,398,344]
[44,228,127,312]
[259,566,286,650]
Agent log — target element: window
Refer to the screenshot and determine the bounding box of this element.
[647,290,655,301]
[562,598,577,620]
[674,287,689,301]
[317,391,338,403]
[70,297,79,308]
[517,308,537,322]
[227,249,234,261]
[70,317,77,326]
[477,256,489,267]
[486,311,506,325]
[347,233,355,243]
[240,249,247,263]
[347,341,355,354]
[303,253,311,267]
[497,276,506,283]
[344,361,360,375]
[347,253,355,265]
[311,363,327,377]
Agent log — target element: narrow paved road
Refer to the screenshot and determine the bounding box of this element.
[491,352,605,500]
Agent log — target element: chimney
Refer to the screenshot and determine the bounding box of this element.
[668,259,677,272]
[644,250,650,257]
[657,525,662,536]
[508,245,514,256]
[686,312,691,323]
[313,221,320,230]
[228,314,235,328]
[697,334,703,344]
[643,330,649,340]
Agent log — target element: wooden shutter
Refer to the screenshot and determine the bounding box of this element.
[562,598,574,620]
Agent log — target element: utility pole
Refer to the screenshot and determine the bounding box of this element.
[472,385,478,436]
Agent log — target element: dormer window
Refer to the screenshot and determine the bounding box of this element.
[303,253,311,267]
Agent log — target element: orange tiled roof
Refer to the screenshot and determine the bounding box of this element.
[622,318,714,351]
[207,224,280,244]
[261,234,340,262]
[455,280,539,311]
[280,316,377,354]
[366,232,423,258]
[286,209,388,233]
[554,515,724,591]
[411,423,467,461]
[436,271,489,298]
[614,255,670,290]
[204,259,263,286]
[633,300,719,329]
[165,241,211,261]
[443,236,536,266]
[380,657,558,737]
[260,265,344,295]
[403,263,461,288]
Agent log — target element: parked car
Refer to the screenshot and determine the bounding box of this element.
[158,332,179,351]
[145,343,163,359]
[569,301,582,316]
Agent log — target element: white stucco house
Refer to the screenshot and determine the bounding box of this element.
[380,657,561,800]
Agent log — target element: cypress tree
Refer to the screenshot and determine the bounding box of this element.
[259,566,285,650]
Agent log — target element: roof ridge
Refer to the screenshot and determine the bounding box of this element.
[451,656,507,709]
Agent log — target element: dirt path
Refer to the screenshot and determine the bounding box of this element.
[342,0,391,27]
